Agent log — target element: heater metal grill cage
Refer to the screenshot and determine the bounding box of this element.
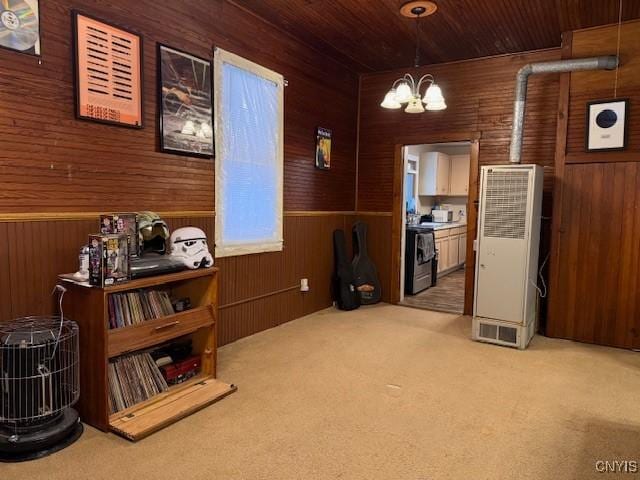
[0,316,79,424]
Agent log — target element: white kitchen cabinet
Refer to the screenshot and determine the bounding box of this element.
[419,152,450,196]
[434,226,468,276]
[449,154,470,196]
[435,238,448,272]
[448,234,460,268]
[458,233,467,265]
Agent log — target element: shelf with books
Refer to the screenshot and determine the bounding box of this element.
[61,267,236,441]
[107,289,176,329]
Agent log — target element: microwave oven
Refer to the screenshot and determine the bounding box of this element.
[432,210,453,223]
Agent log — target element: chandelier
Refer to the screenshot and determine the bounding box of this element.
[380,1,446,113]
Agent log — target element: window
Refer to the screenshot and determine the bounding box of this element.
[214,49,284,257]
[404,172,416,213]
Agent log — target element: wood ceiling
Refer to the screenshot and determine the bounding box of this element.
[232,0,640,72]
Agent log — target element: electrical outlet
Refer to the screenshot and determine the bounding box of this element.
[300,278,309,292]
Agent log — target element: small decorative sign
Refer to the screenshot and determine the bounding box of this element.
[315,127,332,170]
[586,99,629,152]
[73,12,143,128]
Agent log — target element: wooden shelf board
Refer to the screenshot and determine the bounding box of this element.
[109,376,236,441]
[110,373,208,421]
[103,268,219,293]
[108,306,215,358]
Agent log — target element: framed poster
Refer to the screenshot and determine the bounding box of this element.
[586,99,629,152]
[315,127,332,170]
[73,11,143,128]
[0,0,41,56]
[158,44,213,157]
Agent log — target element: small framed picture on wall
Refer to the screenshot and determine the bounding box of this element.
[586,99,629,152]
[315,127,332,170]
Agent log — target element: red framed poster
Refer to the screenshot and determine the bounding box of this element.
[73,12,143,128]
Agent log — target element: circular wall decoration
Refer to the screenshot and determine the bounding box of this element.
[595,109,618,129]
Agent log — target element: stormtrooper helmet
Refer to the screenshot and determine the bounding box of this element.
[169,227,213,269]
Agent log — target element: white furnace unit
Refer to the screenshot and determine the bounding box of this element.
[472,164,543,349]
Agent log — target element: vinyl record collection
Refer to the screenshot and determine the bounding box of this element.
[108,290,175,329]
[108,352,169,414]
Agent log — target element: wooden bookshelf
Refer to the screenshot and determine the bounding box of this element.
[61,267,236,441]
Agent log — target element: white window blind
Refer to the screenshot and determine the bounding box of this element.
[214,49,284,257]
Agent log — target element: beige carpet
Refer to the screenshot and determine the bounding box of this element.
[4,304,640,480]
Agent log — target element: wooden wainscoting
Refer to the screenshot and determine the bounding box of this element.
[217,213,352,345]
[0,214,214,322]
[548,162,640,348]
[0,212,357,346]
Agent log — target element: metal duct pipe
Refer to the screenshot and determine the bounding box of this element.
[509,55,618,163]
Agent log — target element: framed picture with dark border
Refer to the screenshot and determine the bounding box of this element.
[586,99,629,152]
[315,127,332,170]
[73,11,143,128]
[0,0,41,56]
[158,44,213,158]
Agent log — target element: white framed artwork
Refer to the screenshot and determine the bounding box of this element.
[586,99,629,152]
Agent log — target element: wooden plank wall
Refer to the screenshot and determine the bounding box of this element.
[357,49,561,302]
[0,0,356,212]
[0,0,359,345]
[547,20,640,349]
[217,213,353,345]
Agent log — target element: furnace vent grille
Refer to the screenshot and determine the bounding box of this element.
[482,170,529,239]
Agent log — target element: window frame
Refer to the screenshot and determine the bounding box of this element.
[213,48,285,258]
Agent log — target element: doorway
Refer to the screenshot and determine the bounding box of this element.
[396,139,478,315]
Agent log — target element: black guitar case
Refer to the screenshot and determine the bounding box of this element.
[332,229,360,311]
[351,221,382,304]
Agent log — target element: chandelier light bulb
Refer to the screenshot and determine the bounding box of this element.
[394,82,413,103]
[404,96,425,114]
[380,90,402,109]
[424,83,443,101]
[425,99,447,111]
[423,83,447,110]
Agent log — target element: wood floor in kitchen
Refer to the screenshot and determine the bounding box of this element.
[401,268,465,314]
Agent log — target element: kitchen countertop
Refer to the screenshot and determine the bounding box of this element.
[418,221,467,231]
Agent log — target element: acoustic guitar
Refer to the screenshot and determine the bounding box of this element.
[332,229,360,310]
[351,221,382,304]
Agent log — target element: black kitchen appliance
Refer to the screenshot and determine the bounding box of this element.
[405,226,436,295]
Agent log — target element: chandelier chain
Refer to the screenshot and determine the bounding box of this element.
[414,13,421,68]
